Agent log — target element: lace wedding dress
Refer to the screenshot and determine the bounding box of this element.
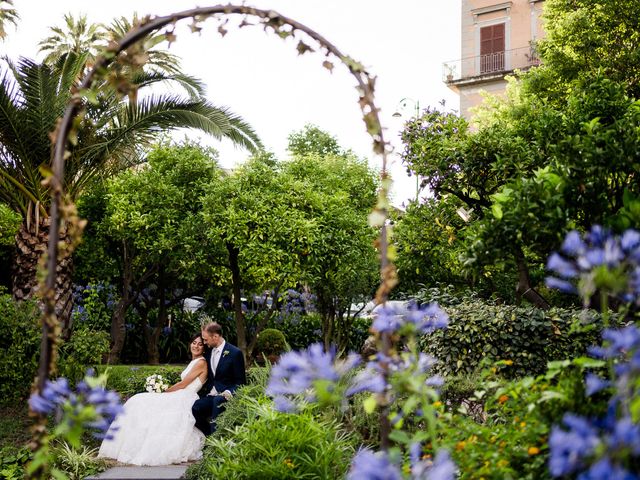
[98,357,206,466]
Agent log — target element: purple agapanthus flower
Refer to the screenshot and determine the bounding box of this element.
[607,417,640,455]
[547,226,640,302]
[411,448,457,480]
[272,395,298,413]
[585,374,610,396]
[266,343,339,398]
[549,414,600,476]
[345,368,386,396]
[28,370,122,440]
[348,448,403,480]
[577,457,638,480]
[372,305,404,333]
[372,302,449,335]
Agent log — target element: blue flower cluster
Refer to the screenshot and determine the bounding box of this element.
[546,226,640,303]
[267,302,448,412]
[548,325,640,477]
[546,228,640,478]
[29,370,123,440]
[348,446,456,480]
[266,343,360,411]
[372,302,449,334]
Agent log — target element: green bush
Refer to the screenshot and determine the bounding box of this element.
[269,313,371,352]
[0,291,41,404]
[420,299,605,377]
[439,358,608,479]
[96,364,182,398]
[195,400,356,479]
[58,328,110,382]
[269,314,322,351]
[0,445,31,480]
[254,328,288,359]
[213,367,270,436]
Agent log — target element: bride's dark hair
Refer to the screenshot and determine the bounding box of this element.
[190,332,204,344]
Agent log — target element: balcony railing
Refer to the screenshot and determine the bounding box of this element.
[443,46,540,83]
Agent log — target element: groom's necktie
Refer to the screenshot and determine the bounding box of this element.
[211,348,221,375]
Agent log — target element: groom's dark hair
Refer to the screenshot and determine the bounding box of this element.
[203,322,223,336]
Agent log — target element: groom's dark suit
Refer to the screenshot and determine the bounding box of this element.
[192,341,245,435]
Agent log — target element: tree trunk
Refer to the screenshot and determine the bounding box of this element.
[227,242,247,363]
[514,247,550,310]
[144,313,163,366]
[12,219,74,331]
[316,289,336,351]
[108,242,135,364]
[246,281,284,359]
[146,270,167,365]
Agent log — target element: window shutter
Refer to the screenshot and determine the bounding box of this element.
[480,23,505,73]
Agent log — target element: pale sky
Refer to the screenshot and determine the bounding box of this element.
[2,1,460,207]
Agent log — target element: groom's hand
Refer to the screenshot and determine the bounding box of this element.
[221,390,233,401]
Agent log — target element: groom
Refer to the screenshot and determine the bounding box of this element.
[192,321,246,435]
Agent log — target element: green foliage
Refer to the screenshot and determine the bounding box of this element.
[393,198,468,294]
[197,401,356,479]
[439,357,608,479]
[72,283,118,332]
[271,314,323,350]
[269,313,370,352]
[96,364,182,398]
[0,52,261,225]
[399,1,640,302]
[213,366,271,437]
[254,328,288,358]
[0,202,20,246]
[202,149,378,352]
[287,123,343,157]
[58,328,110,382]
[51,442,106,480]
[0,445,31,480]
[0,291,40,404]
[420,299,605,377]
[539,0,640,98]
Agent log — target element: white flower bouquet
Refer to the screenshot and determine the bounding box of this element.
[144,374,169,393]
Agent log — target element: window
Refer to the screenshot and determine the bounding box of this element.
[480,23,505,73]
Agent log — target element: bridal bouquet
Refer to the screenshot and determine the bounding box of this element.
[145,374,169,393]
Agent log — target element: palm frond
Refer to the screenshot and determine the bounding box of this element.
[128,70,206,99]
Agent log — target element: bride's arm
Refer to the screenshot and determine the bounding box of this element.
[165,362,207,393]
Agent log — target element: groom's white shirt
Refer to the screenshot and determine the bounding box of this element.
[207,340,226,396]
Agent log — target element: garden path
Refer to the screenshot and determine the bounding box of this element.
[85,464,189,479]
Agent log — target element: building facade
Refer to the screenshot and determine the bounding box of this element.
[444,0,545,120]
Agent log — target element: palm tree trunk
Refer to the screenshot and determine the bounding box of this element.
[12,219,74,331]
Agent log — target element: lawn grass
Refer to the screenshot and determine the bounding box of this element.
[0,403,32,449]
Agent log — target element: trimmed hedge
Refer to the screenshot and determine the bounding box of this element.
[270,313,371,352]
[420,300,606,378]
[96,364,183,398]
[254,328,288,358]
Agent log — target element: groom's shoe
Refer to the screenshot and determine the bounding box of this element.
[208,420,217,435]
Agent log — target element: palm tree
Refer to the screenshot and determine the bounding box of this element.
[0,0,18,41]
[0,52,262,327]
[39,13,202,104]
[38,13,107,65]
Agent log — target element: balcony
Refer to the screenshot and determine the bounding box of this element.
[442,46,540,85]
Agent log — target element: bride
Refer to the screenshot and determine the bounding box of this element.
[98,333,208,466]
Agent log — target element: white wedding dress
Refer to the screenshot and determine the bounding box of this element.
[98,358,206,466]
